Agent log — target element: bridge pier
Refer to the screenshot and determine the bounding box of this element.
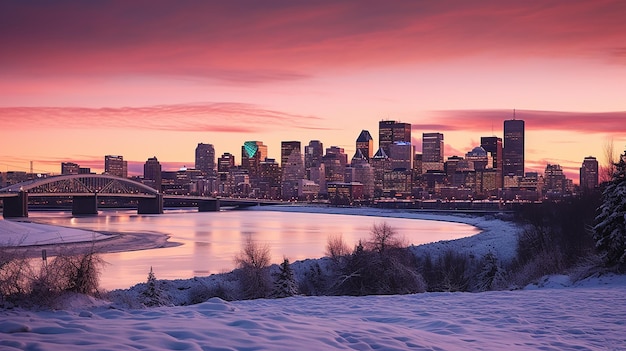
[138,194,163,214]
[198,198,220,212]
[72,195,99,216]
[2,191,29,218]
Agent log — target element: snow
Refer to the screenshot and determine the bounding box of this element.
[0,219,110,246]
[2,206,626,350]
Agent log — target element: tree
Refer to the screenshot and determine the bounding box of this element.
[325,234,350,262]
[234,237,271,299]
[271,258,298,298]
[593,150,626,267]
[142,266,168,307]
[365,222,405,254]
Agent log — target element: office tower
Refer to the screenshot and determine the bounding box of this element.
[304,140,324,180]
[195,143,216,177]
[241,141,268,180]
[281,141,301,167]
[61,162,80,175]
[422,133,444,173]
[481,136,503,188]
[356,130,374,160]
[389,141,413,170]
[322,152,345,183]
[503,119,525,177]
[281,148,305,200]
[580,156,599,192]
[326,146,348,168]
[104,155,127,178]
[143,156,162,191]
[544,164,566,194]
[371,147,390,196]
[217,152,235,173]
[259,158,281,199]
[379,120,411,156]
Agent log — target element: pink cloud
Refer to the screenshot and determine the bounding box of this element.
[416,110,626,135]
[1,1,625,81]
[0,103,323,133]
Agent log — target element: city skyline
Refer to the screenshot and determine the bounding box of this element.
[1,1,625,182]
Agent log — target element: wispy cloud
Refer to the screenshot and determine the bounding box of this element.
[0,103,324,133]
[416,109,626,134]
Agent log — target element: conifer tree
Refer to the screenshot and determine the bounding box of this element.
[271,258,298,298]
[593,150,626,266]
[142,266,167,307]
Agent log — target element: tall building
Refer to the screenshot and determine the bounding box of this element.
[379,120,411,156]
[304,140,324,180]
[580,156,599,192]
[325,146,348,168]
[480,136,503,188]
[422,133,444,173]
[503,119,525,177]
[217,152,235,174]
[143,156,162,191]
[104,155,127,178]
[356,130,374,160]
[281,148,305,200]
[281,141,301,167]
[388,142,413,170]
[195,143,216,177]
[241,141,268,186]
[61,162,80,175]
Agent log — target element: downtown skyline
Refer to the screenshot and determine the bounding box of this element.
[1,1,625,182]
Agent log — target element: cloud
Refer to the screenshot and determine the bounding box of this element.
[1,1,625,80]
[0,103,324,133]
[417,109,626,134]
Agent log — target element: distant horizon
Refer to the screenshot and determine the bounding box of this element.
[2,1,625,183]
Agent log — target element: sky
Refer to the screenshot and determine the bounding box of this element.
[1,0,626,182]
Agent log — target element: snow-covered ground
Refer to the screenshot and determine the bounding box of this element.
[2,206,625,350]
[0,219,110,246]
[2,275,626,350]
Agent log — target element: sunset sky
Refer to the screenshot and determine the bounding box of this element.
[1,1,625,182]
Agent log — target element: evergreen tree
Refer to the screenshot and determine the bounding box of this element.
[271,258,298,298]
[473,252,506,292]
[142,266,167,307]
[593,150,626,266]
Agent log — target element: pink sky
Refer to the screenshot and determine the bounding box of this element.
[1,1,625,182]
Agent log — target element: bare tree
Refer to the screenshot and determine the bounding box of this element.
[600,138,616,183]
[325,234,350,261]
[234,237,271,299]
[365,222,406,254]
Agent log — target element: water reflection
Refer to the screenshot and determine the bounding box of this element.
[28,209,479,290]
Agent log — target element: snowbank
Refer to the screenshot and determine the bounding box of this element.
[0,219,110,246]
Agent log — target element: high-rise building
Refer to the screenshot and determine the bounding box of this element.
[104,155,127,178]
[281,141,301,167]
[281,148,305,200]
[241,141,268,186]
[356,130,374,160]
[195,143,216,177]
[61,162,80,175]
[422,133,444,173]
[503,119,525,177]
[580,156,599,192]
[389,141,413,170]
[143,156,162,191]
[217,152,235,173]
[304,140,324,180]
[379,120,411,156]
[325,146,348,168]
[481,136,503,189]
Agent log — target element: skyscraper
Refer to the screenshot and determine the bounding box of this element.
[195,143,216,177]
[481,136,503,188]
[356,130,374,160]
[281,141,301,167]
[422,133,444,173]
[143,156,162,191]
[104,155,127,178]
[241,141,268,185]
[503,119,525,177]
[61,162,80,175]
[379,120,411,156]
[580,156,599,192]
[304,140,324,180]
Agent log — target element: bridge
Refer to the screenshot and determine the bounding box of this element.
[0,174,276,218]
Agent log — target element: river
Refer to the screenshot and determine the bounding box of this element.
[27,208,480,290]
